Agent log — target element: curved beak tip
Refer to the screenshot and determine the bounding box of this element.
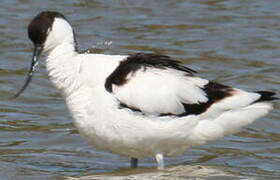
[14,45,42,98]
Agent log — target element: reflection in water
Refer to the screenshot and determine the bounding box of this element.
[0,0,279,179]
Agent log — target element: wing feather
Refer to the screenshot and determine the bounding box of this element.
[111,67,209,115]
[105,53,277,117]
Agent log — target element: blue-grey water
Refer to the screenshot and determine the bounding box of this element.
[0,0,279,180]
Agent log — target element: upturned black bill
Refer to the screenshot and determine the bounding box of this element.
[14,45,42,98]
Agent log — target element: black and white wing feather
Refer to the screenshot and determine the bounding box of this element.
[105,53,277,117]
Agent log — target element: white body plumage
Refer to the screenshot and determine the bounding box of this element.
[21,12,276,168]
[46,48,273,158]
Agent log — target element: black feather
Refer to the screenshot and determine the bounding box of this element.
[105,53,196,92]
[28,11,78,51]
[106,53,278,117]
[254,91,278,102]
[118,81,234,117]
[180,82,233,116]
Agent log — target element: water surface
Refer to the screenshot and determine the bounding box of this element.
[0,0,279,179]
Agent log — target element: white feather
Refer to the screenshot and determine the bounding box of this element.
[44,17,75,54]
[112,67,209,115]
[200,88,261,119]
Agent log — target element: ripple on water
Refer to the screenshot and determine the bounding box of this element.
[66,165,239,180]
[0,0,279,179]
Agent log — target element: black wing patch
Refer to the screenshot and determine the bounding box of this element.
[105,53,196,92]
[105,53,278,117]
[180,84,278,116]
[180,82,233,116]
[254,91,278,102]
[119,81,234,117]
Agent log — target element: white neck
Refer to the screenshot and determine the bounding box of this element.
[44,17,77,56]
[43,17,81,95]
[47,42,76,58]
[45,43,79,96]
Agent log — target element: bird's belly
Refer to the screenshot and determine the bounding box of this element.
[72,109,201,158]
[64,88,237,158]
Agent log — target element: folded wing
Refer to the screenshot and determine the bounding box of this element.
[105,53,276,117]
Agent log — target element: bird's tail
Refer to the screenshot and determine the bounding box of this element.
[254,91,278,102]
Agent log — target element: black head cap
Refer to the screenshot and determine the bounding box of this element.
[14,11,68,98]
[28,11,66,46]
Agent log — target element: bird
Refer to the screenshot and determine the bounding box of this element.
[15,11,277,169]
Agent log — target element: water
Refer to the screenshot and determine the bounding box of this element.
[0,0,279,179]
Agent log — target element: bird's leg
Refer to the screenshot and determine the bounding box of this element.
[130,157,138,168]
[155,153,164,169]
